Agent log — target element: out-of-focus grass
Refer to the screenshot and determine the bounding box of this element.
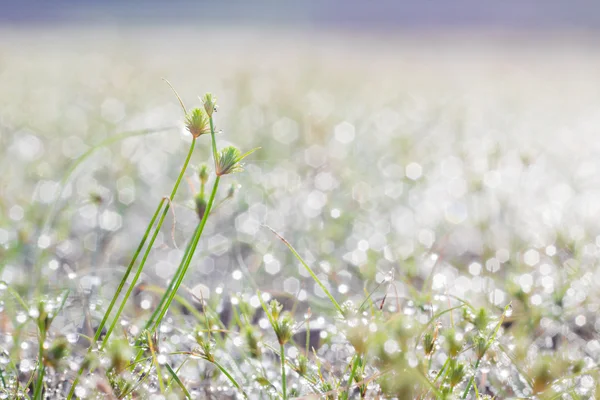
[0,27,599,398]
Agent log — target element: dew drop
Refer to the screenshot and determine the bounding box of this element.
[16,312,27,324]
[74,386,87,398]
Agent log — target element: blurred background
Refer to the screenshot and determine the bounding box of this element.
[1,0,600,332]
[3,0,600,29]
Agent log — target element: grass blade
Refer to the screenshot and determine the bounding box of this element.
[263,225,343,316]
[165,362,191,399]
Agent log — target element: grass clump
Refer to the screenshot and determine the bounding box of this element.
[1,69,598,400]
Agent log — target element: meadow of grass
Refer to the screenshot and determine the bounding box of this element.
[0,28,599,399]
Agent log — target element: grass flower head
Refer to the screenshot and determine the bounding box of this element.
[215,146,259,176]
[185,108,210,138]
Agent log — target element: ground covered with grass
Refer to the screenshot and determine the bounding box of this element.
[0,28,599,399]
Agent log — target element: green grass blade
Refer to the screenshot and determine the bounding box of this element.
[165,362,191,399]
[212,360,247,398]
[263,225,343,316]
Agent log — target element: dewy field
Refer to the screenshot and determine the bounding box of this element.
[0,27,599,399]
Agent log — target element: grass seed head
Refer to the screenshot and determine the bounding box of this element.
[473,307,490,331]
[202,93,217,117]
[347,324,369,355]
[185,108,210,138]
[423,331,436,357]
[37,299,52,331]
[81,351,100,371]
[108,339,133,372]
[474,334,488,359]
[195,333,215,362]
[44,336,70,368]
[571,359,584,374]
[532,357,554,394]
[447,359,466,388]
[195,193,207,220]
[215,146,259,176]
[444,328,463,358]
[269,299,283,320]
[244,326,261,358]
[198,164,209,185]
[216,146,244,176]
[295,355,308,376]
[274,312,294,345]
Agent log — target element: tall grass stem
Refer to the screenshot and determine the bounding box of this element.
[67,138,197,399]
[148,114,220,332]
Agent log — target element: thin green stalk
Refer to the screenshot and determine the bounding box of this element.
[33,330,46,400]
[100,198,164,334]
[66,200,163,399]
[141,282,205,325]
[461,304,510,399]
[101,201,174,346]
[101,138,197,347]
[165,362,191,399]
[213,360,246,397]
[343,355,360,400]
[415,368,443,399]
[358,280,386,312]
[462,357,483,399]
[4,284,29,311]
[150,175,220,332]
[433,357,450,384]
[149,114,220,332]
[264,226,343,315]
[209,117,218,170]
[67,138,197,400]
[147,332,165,394]
[257,290,275,327]
[257,293,289,399]
[414,305,463,351]
[120,371,151,399]
[143,223,201,331]
[305,317,310,354]
[122,356,153,371]
[280,343,287,400]
[427,355,433,374]
[473,378,481,398]
[0,367,6,388]
[24,369,36,399]
[497,343,534,389]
